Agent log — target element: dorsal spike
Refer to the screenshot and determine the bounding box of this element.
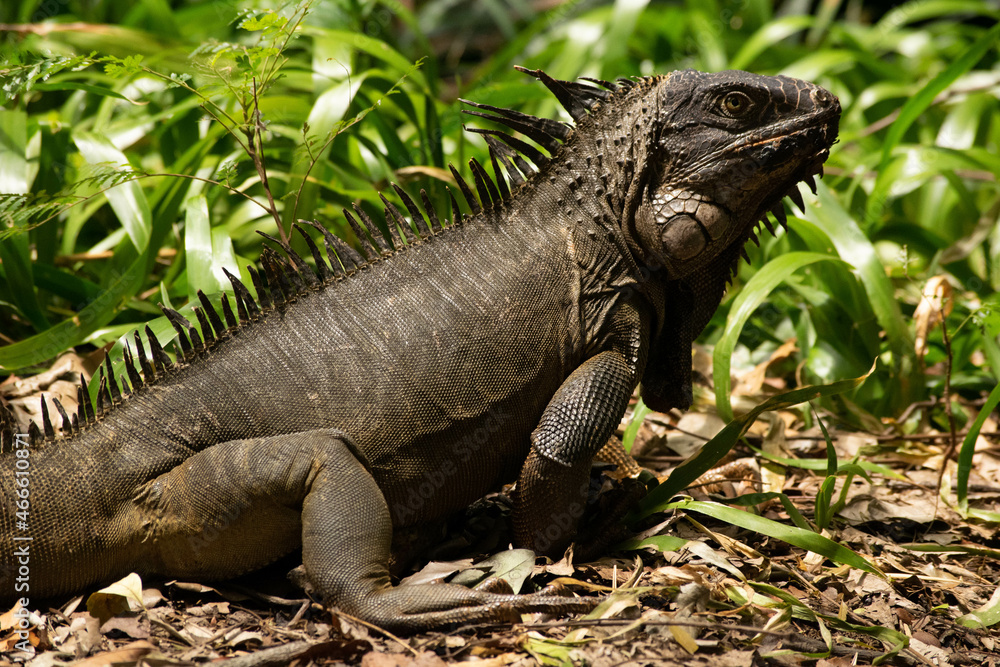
[352,204,390,254]
[257,231,317,288]
[133,331,154,382]
[96,373,111,416]
[460,101,570,153]
[391,184,432,236]
[119,376,131,396]
[224,267,260,319]
[580,76,620,91]
[303,219,360,274]
[487,144,513,197]
[27,420,42,446]
[392,211,418,243]
[193,306,215,345]
[103,355,122,403]
[145,326,173,374]
[52,398,71,434]
[293,223,334,282]
[466,128,545,172]
[40,395,54,440]
[382,210,404,247]
[71,412,79,432]
[123,342,143,391]
[260,250,294,303]
[419,189,441,230]
[449,164,481,215]
[76,383,86,424]
[198,290,226,340]
[79,373,95,423]
[788,187,805,212]
[469,158,499,207]
[379,196,410,246]
[160,305,193,356]
[482,134,527,187]
[342,209,378,261]
[515,67,596,121]
[188,322,204,353]
[220,293,237,329]
[246,265,271,314]
[447,186,462,223]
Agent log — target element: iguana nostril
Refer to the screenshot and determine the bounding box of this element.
[811,88,833,107]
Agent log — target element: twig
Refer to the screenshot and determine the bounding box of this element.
[245,77,286,242]
[935,310,960,496]
[332,610,420,657]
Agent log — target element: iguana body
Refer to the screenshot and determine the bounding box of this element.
[0,68,839,631]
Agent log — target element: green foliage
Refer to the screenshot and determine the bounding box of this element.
[0,0,997,445]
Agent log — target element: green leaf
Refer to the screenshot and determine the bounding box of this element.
[957,380,1000,514]
[956,586,1000,629]
[803,183,916,407]
[0,250,151,370]
[622,398,651,453]
[667,499,882,575]
[714,251,846,421]
[32,81,132,101]
[617,534,688,553]
[450,549,536,594]
[72,131,152,252]
[730,15,814,70]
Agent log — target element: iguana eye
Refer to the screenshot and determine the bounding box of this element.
[719,91,753,117]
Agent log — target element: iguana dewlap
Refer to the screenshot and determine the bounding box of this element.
[0,68,839,631]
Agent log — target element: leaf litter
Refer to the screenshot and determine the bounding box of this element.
[2,348,1000,666]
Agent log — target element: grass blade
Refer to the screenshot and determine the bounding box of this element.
[667,499,882,575]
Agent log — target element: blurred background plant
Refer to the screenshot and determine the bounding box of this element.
[1,0,998,444]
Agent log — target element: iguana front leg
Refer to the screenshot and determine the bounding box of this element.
[514,299,650,556]
[139,430,593,632]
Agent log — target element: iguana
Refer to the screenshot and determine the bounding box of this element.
[0,67,839,632]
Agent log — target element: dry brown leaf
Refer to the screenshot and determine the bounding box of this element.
[71,640,159,667]
[914,275,953,359]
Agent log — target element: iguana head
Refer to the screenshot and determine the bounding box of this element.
[627,69,840,278]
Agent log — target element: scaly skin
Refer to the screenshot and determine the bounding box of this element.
[0,69,839,632]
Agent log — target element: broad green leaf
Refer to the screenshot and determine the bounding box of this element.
[0,250,150,370]
[714,251,846,421]
[301,28,425,88]
[731,15,813,70]
[72,131,152,252]
[0,110,35,194]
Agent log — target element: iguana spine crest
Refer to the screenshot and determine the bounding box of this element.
[8,69,646,451]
